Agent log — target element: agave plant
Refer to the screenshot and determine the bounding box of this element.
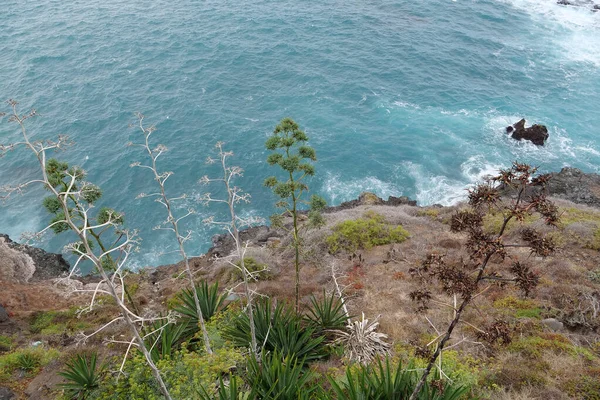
[329,357,469,400]
[174,280,227,338]
[305,290,349,335]
[334,313,391,364]
[222,298,325,362]
[58,353,100,399]
[198,376,256,400]
[16,352,40,372]
[247,350,319,399]
[143,316,190,362]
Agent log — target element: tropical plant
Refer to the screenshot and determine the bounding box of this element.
[144,317,190,362]
[247,350,319,399]
[198,376,255,400]
[58,353,101,399]
[175,281,227,324]
[222,298,325,362]
[305,290,349,335]
[16,352,40,372]
[329,357,469,400]
[264,117,326,311]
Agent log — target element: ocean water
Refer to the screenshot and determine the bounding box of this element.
[1,0,599,267]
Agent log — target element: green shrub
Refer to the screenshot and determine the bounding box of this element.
[58,352,101,399]
[507,334,574,358]
[234,257,271,281]
[493,296,542,319]
[326,212,409,254]
[563,375,600,400]
[0,335,13,353]
[329,357,469,400]
[94,346,244,399]
[28,309,91,336]
[0,346,60,382]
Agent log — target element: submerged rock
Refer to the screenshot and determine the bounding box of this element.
[506,119,549,146]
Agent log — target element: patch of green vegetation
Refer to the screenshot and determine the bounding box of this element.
[507,334,574,358]
[558,207,600,226]
[326,211,410,254]
[234,257,271,280]
[0,346,60,383]
[0,335,13,353]
[563,375,600,400]
[94,347,245,399]
[556,207,600,250]
[29,309,92,336]
[416,208,440,219]
[493,296,543,319]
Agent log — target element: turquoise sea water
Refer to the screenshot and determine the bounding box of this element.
[1,0,599,267]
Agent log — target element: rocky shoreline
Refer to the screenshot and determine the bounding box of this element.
[2,166,600,285]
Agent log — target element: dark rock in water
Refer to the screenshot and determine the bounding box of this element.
[506,119,548,146]
[0,234,70,282]
[0,305,8,323]
[556,0,600,11]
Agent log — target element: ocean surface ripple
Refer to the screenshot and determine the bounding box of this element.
[1,0,598,267]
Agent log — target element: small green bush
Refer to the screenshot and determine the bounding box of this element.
[493,296,542,319]
[234,257,271,281]
[0,346,60,382]
[94,346,244,399]
[326,212,409,254]
[0,335,13,353]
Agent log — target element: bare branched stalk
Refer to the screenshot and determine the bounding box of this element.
[130,114,213,354]
[200,142,263,361]
[408,163,559,400]
[1,101,172,400]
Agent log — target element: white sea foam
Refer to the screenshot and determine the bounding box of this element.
[322,173,401,205]
[403,156,505,206]
[496,0,600,66]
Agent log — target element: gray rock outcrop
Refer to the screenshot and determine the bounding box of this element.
[0,234,69,283]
